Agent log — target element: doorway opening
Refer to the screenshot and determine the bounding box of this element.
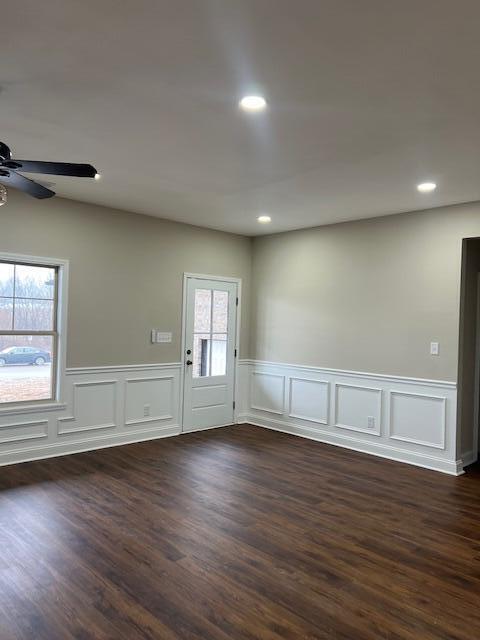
[457,237,480,466]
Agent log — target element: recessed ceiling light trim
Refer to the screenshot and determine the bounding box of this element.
[239,95,267,112]
[417,181,437,193]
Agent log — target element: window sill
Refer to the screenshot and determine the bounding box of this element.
[0,402,67,417]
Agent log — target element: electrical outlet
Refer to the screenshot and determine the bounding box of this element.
[367,416,375,429]
[143,404,151,418]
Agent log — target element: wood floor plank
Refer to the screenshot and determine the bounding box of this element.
[0,424,479,639]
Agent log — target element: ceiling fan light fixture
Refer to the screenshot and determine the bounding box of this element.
[0,184,7,206]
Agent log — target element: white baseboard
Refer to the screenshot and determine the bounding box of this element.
[237,414,462,475]
[0,424,181,467]
[237,359,461,475]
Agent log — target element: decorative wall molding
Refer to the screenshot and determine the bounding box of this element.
[388,390,446,450]
[0,419,48,445]
[0,363,183,467]
[250,371,285,415]
[0,359,463,476]
[238,359,457,389]
[57,380,118,435]
[66,362,182,375]
[124,375,175,426]
[333,383,382,436]
[288,377,329,425]
[237,360,460,475]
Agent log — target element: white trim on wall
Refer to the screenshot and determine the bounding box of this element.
[239,359,457,389]
[0,356,467,476]
[0,362,183,467]
[387,390,447,450]
[288,377,330,425]
[333,382,382,436]
[237,359,461,476]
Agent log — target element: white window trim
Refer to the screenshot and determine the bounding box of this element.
[0,251,69,415]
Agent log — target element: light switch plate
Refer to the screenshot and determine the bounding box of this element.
[151,330,172,344]
[430,341,439,356]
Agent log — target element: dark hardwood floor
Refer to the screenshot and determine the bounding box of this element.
[0,424,480,639]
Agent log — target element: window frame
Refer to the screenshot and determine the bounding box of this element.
[0,252,69,413]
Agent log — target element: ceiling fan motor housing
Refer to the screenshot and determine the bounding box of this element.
[0,142,11,163]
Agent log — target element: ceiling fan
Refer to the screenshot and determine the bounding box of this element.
[0,141,98,201]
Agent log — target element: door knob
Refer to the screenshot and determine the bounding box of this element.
[186,360,193,366]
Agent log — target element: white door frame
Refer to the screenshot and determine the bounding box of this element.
[180,272,242,431]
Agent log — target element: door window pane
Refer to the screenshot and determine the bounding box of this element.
[15,265,56,299]
[14,299,55,331]
[194,289,211,332]
[0,335,53,404]
[212,290,228,333]
[0,298,13,330]
[192,287,230,378]
[211,334,227,376]
[193,333,210,378]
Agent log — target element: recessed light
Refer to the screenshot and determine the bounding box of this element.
[239,95,267,112]
[94,173,101,181]
[417,181,436,193]
[257,215,271,224]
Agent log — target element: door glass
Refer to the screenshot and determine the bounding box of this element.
[211,334,227,376]
[192,288,229,378]
[194,289,211,332]
[212,290,228,332]
[193,333,210,377]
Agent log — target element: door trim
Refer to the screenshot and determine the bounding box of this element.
[180,273,242,431]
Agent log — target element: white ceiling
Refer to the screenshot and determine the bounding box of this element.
[2,0,480,236]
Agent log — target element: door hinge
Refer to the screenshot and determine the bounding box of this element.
[233,401,236,410]
[234,348,237,358]
[236,297,239,306]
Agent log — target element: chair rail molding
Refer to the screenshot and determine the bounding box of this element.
[237,359,461,475]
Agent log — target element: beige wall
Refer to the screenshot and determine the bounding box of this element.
[0,191,252,367]
[251,202,480,382]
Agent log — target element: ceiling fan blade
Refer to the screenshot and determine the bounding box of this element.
[4,160,97,178]
[0,171,55,199]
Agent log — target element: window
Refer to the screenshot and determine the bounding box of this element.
[0,257,64,405]
[192,288,228,377]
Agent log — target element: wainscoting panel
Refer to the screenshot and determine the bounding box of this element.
[0,363,182,467]
[125,375,175,426]
[251,372,285,415]
[334,383,382,436]
[58,380,118,435]
[237,360,460,475]
[0,419,48,447]
[289,378,329,425]
[388,391,446,449]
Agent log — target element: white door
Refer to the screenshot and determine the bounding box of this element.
[182,276,238,431]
